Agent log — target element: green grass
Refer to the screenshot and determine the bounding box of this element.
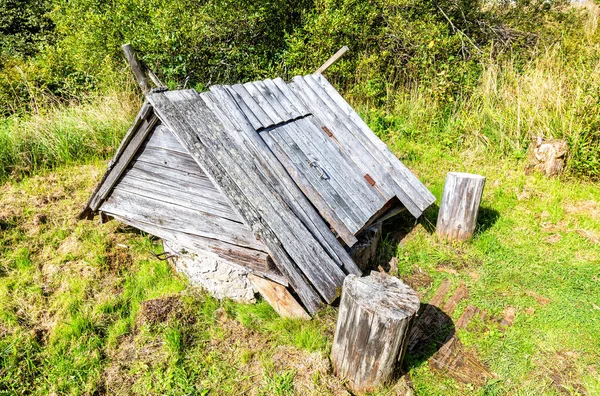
[1,131,598,394]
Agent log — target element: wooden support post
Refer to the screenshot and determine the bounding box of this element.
[122,43,151,94]
[315,46,349,74]
[436,172,486,241]
[332,272,420,393]
[248,274,311,320]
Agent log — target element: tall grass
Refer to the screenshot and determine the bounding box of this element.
[0,90,139,182]
[363,3,600,179]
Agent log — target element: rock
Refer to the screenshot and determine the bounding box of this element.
[526,137,568,177]
[163,240,256,303]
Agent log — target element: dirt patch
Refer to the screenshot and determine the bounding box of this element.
[534,351,588,395]
[271,346,350,395]
[138,296,184,325]
[104,245,134,274]
[565,200,600,220]
[403,269,432,296]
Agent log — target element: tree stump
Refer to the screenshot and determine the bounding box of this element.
[436,172,486,241]
[332,272,420,393]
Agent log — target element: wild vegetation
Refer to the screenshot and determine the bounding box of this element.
[1,0,599,394]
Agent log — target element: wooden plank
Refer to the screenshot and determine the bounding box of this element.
[262,79,304,119]
[267,124,364,233]
[126,160,222,196]
[248,274,311,320]
[89,112,158,211]
[271,78,311,116]
[147,89,324,313]
[117,173,240,222]
[102,188,265,251]
[315,46,349,74]
[312,74,436,211]
[199,90,356,284]
[213,85,263,131]
[122,43,151,94]
[80,101,152,219]
[243,82,285,125]
[259,130,359,247]
[442,283,469,315]
[135,144,206,173]
[292,116,386,217]
[289,78,402,204]
[299,75,430,215]
[230,84,274,129]
[204,88,360,271]
[253,80,296,121]
[108,213,286,285]
[144,124,190,154]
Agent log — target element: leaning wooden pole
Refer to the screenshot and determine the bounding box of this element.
[122,43,151,94]
[332,272,420,393]
[436,172,486,241]
[315,46,349,74]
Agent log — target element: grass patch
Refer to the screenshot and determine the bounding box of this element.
[0,90,139,182]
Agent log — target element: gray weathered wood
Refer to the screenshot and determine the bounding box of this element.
[229,84,274,129]
[200,90,357,281]
[88,111,158,212]
[271,77,311,116]
[436,172,485,241]
[332,272,420,393]
[102,188,265,250]
[107,213,286,284]
[204,88,360,272]
[315,46,349,74]
[311,74,436,213]
[122,43,151,94]
[147,89,325,313]
[259,129,359,246]
[243,81,285,125]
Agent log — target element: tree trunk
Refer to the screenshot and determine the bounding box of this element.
[332,272,420,393]
[436,172,485,241]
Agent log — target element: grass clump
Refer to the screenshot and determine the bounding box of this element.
[0,90,139,182]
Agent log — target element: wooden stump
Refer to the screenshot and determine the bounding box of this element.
[332,272,420,393]
[436,172,485,241]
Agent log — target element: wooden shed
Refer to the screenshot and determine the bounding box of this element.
[80,74,435,314]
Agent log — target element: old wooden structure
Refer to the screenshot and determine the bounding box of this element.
[332,272,420,392]
[80,72,435,315]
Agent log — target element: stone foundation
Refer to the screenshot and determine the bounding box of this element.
[163,240,256,303]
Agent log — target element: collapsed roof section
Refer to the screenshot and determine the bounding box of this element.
[80,74,435,313]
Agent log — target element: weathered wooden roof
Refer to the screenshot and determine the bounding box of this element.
[80,74,435,313]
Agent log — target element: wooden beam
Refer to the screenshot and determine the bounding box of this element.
[122,43,151,94]
[315,46,349,74]
[249,274,310,320]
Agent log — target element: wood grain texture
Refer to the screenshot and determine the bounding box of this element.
[122,43,151,94]
[311,74,437,216]
[332,272,420,393]
[248,274,311,320]
[147,89,328,313]
[436,172,485,241]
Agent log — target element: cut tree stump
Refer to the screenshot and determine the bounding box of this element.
[436,172,486,241]
[332,272,420,393]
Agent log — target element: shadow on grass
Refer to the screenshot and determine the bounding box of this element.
[400,304,455,374]
[415,204,500,237]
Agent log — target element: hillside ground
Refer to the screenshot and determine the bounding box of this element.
[1,129,599,395]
